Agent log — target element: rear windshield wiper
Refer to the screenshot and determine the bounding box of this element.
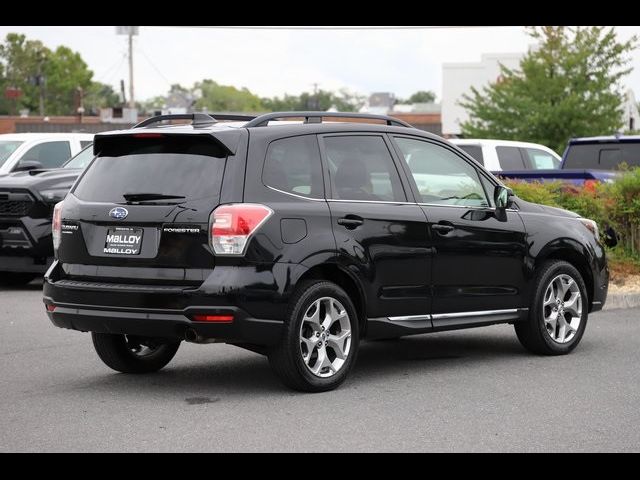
[122,193,186,203]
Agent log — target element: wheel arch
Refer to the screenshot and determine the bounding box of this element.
[297,263,368,335]
[535,243,594,310]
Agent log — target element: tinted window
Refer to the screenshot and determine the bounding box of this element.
[324,136,406,202]
[394,137,489,207]
[19,141,71,168]
[263,135,323,198]
[563,142,640,169]
[73,136,226,203]
[457,145,484,165]
[80,140,93,149]
[496,146,526,170]
[64,145,95,169]
[523,148,560,169]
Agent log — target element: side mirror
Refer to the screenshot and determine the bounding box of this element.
[494,185,514,210]
[13,160,44,172]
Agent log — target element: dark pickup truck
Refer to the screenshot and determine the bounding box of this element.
[497,136,640,185]
[0,145,93,285]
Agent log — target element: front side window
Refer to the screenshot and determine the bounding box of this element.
[394,137,490,207]
[324,135,406,202]
[496,146,526,170]
[523,147,560,169]
[263,135,324,198]
[18,141,72,169]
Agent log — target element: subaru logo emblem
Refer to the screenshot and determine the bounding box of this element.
[109,207,128,220]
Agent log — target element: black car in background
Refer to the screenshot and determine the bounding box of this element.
[0,145,94,285]
[43,113,608,392]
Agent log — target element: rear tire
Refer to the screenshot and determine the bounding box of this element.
[268,281,360,392]
[0,273,37,286]
[515,260,588,355]
[91,333,180,374]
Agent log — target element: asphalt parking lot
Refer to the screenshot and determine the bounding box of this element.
[1,281,639,452]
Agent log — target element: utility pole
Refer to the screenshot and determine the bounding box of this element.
[116,26,138,109]
[128,31,134,109]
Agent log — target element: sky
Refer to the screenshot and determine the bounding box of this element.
[1,26,639,102]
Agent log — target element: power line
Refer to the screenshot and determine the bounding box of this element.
[147,25,520,31]
[137,45,173,87]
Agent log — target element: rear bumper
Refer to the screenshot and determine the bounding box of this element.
[41,260,305,345]
[44,302,283,345]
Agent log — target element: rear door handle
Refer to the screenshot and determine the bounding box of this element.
[431,222,455,234]
[337,216,364,229]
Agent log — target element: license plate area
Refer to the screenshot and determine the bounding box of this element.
[104,227,143,255]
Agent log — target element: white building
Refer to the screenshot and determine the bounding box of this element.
[442,52,640,137]
[442,52,522,136]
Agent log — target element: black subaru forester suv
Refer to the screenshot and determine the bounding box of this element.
[43,112,608,392]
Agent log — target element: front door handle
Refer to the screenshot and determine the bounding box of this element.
[431,222,455,234]
[337,216,364,229]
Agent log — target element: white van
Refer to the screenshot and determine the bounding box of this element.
[449,139,562,172]
[0,133,94,175]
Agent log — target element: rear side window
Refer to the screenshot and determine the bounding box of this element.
[496,146,526,170]
[73,136,226,203]
[19,141,71,168]
[324,135,406,202]
[263,135,324,198]
[457,145,484,165]
[80,140,93,149]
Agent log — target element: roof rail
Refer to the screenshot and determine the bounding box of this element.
[243,111,414,128]
[133,113,256,129]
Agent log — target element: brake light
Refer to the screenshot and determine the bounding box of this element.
[192,314,234,323]
[52,201,63,253]
[132,133,164,138]
[45,304,56,312]
[209,203,273,256]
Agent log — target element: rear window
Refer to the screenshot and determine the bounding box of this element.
[73,136,227,203]
[563,142,640,169]
[457,145,484,166]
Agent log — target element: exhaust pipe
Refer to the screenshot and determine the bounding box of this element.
[184,328,218,344]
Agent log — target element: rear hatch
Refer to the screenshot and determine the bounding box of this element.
[57,134,228,285]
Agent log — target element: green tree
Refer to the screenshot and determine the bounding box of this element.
[261,88,365,112]
[84,82,120,115]
[194,79,263,112]
[44,45,93,115]
[460,27,637,153]
[403,90,436,104]
[0,33,120,116]
[0,33,49,114]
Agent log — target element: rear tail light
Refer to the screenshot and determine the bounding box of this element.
[209,203,273,256]
[52,201,63,253]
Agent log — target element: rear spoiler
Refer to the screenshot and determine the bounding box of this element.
[92,129,243,156]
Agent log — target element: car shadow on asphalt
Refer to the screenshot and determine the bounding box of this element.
[0,279,44,291]
[62,327,528,397]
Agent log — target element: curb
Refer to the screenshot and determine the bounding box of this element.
[603,293,640,310]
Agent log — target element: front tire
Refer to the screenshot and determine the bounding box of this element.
[268,281,360,392]
[515,260,588,355]
[92,333,180,374]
